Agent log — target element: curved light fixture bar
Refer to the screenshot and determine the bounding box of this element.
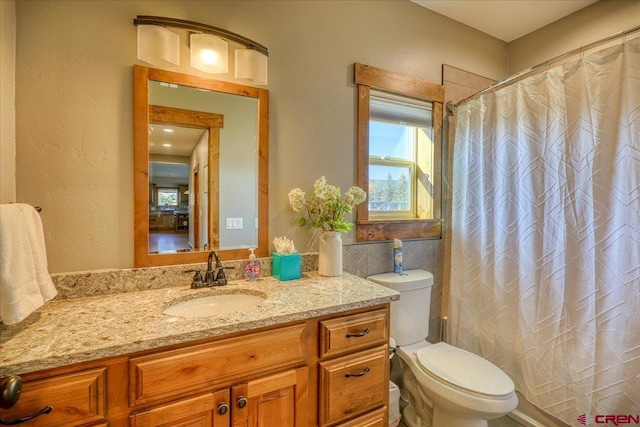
[133,15,269,57]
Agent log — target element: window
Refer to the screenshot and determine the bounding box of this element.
[355,63,444,242]
[157,188,179,206]
[369,91,435,219]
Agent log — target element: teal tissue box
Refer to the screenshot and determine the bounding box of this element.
[272,253,301,281]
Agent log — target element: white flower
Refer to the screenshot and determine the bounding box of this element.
[288,188,306,212]
[289,176,367,235]
[346,186,367,206]
[314,176,328,198]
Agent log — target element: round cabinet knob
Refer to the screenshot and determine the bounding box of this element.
[0,376,22,409]
[236,396,248,409]
[217,403,229,415]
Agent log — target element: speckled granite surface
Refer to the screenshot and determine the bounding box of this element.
[51,253,319,299]
[0,271,398,376]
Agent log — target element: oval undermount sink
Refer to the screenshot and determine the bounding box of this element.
[163,292,266,318]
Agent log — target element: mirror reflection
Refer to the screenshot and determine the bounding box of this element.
[148,123,202,253]
[134,66,269,267]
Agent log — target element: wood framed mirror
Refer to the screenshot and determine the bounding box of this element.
[134,65,269,267]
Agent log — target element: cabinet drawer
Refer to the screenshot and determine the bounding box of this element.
[334,407,387,427]
[319,309,388,358]
[319,345,388,427]
[129,324,306,406]
[0,368,106,427]
[130,391,228,427]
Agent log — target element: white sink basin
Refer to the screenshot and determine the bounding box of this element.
[163,292,266,318]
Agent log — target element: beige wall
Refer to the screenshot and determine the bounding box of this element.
[14,0,507,273]
[508,0,640,74]
[1,0,16,204]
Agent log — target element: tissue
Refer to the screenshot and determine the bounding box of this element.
[272,236,300,281]
[273,236,297,254]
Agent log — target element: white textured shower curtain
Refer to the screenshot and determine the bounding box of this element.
[450,38,640,424]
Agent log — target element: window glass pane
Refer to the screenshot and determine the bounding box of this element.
[368,165,412,212]
[158,189,178,206]
[369,121,415,161]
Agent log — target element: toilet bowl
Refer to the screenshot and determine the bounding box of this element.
[367,270,518,427]
[397,341,518,426]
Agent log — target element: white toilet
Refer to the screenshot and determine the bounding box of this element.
[367,270,518,427]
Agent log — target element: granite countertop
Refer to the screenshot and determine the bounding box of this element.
[0,272,399,376]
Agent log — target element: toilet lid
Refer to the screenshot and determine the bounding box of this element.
[416,342,514,397]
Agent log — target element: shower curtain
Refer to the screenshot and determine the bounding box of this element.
[450,38,640,424]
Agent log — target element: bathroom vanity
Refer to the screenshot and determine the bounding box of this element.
[0,272,398,427]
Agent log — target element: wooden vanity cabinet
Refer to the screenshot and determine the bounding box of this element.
[317,309,390,427]
[0,304,390,427]
[129,367,308,427]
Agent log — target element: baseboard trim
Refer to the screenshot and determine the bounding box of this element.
[508,408,547,427]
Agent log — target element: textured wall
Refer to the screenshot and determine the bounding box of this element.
[1,0,16,203]
[14,1,507,273]
[508,0,640,74]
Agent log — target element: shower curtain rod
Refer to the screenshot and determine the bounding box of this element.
[452,24,640,109]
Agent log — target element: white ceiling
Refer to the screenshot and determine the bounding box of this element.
[412,0,597,42]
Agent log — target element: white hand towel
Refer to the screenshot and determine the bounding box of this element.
[0,204,57,325]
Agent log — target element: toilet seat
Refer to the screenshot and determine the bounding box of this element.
[415,342,514,397]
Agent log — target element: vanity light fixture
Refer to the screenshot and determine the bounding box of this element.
[136,24,180,67]
[190,33,228,74]
[235,48,268,85]
[134,15,268,85]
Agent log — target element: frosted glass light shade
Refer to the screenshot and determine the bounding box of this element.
[137,25,180,67]
[190,33,228,74]
[235,49,268,85]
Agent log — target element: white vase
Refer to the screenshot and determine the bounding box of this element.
[318,231,343,276]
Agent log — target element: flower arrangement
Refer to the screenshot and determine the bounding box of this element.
[288,176,367,237]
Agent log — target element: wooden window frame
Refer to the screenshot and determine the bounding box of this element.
[354,63,444,242]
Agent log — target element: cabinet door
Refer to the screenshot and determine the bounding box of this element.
[129,390,229,427]
[232,367,308,427]
[0,368,106,427]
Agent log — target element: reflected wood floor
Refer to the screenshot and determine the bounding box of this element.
[149,231,190,253]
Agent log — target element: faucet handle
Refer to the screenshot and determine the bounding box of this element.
[215,269,228,286]
[191,270,204,289]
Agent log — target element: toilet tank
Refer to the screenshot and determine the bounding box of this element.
[367,270,433,346]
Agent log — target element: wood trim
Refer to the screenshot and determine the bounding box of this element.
[356,219,442,241]
[354,63,445,242]
[149,105,223,129]
[354,63,445,103]
[432,102,443,220]
[134,66,151,267]
[257,90,270,263]
[356,85,370,225]
[209,128,220,248]
[133,65,270,267]
[192,165,200,249]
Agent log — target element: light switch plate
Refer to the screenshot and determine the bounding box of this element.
[226,218,243,229]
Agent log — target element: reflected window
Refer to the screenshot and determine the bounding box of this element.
[158,188,179,206]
